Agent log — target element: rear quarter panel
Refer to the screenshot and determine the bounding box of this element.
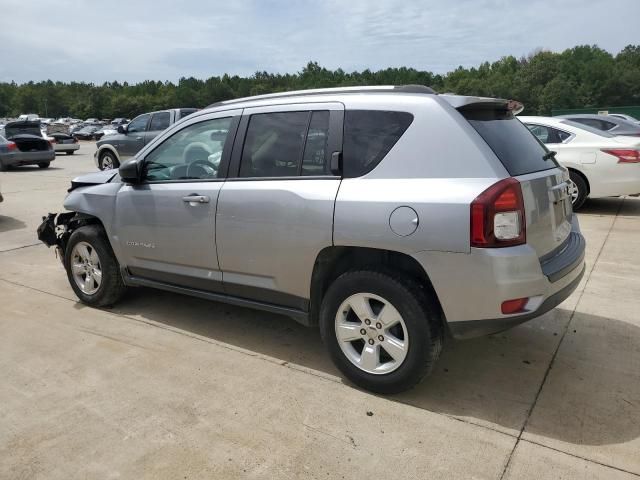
[334,96,507,254]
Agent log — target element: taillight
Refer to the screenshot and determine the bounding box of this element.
[7,141,17,152]
[602,149,640,163]
[471,178,526,248]
[73,138,79,143]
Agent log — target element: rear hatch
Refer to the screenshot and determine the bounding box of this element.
[461,104,573,257]
[5,121,50,152]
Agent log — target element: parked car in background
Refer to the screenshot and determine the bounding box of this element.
[18,114,40,122]
[73,125,101,140]
[608,113,640,124]
[47,133,80,155]
[520,116,640,209]
[40,86,585,393]
[93,125,118,141]
[0,120,55,170]
[557,114,640,137]
[110,118,129,126]
[84,118,101,125]
[95,108,197,169]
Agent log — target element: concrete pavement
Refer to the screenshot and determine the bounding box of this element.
[0,142,639,479]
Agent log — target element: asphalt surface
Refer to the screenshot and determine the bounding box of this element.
[1,141,639,479]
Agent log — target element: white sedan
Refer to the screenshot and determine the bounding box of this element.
[519,116,640,209]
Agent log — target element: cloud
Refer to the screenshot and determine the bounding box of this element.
[0,0,638,83]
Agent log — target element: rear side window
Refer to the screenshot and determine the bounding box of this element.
[343,110,413,177]
[525,124,572,144]
[462,109,554,176]
[149,112,170,131]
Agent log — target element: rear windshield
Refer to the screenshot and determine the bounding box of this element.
[559,119,615,138]
[462,108,555,176]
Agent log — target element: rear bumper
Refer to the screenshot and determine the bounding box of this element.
[0,151,55,166]
[54,143,80,153]
[412,215,586,339]
[447,263,584,338]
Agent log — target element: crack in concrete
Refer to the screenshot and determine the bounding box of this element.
[0,242,43,253]
[499,198,626,480]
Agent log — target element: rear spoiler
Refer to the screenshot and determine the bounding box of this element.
[441,95,524,115]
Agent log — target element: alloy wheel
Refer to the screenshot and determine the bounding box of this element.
[568,179,580,205]
[334,292,409,374]
[70,241,102,295]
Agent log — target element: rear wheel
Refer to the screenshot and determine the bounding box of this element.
[99,151,118,170]
[38,162,50,169]
[320,269,443,394]
[66,151,74,155]
[64,225,126,307]
[569,171,588,210]
[0,162,8,172]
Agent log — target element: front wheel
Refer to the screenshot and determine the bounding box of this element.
[320,270,443,394]
[38,162,50,169]
[99,151,118,170]
[66,151,75,155]
[64,225,126,307]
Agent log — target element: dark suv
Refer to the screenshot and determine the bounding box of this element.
[94,108,197,170]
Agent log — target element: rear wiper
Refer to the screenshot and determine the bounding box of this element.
[543,150,557,161]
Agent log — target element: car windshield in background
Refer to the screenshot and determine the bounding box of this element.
[559,119,615,138]
[462,108,555,176]
[179,109,198,119]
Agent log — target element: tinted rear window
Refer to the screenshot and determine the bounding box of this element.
[462,109,554,176]
[343,110,413,177]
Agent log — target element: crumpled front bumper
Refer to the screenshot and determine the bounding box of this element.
[36,212,76,262]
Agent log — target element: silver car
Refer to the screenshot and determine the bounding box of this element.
[37,86,585,393]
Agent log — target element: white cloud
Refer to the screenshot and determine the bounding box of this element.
[0,0,638,82]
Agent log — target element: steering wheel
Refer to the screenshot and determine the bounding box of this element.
[186,158,217,179]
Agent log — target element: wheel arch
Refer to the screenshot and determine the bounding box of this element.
[567,167,590,195]
[97,144,121,165]
[309,246,446,329]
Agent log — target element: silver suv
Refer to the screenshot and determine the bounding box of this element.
[38,86,586,393]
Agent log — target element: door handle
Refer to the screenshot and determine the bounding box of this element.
[182,195,210,204]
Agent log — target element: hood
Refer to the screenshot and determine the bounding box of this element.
[69,169,119,192]
[5,120,42,138]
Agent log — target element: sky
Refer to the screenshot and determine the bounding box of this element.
[1,0,639,83]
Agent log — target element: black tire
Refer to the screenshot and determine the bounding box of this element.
[319,269,443,394]
[99,151,119,170]
[64,225,126,307]
[66,151,74,155]
[0,162,8,172]
[569,170,588,210]
[38,162,50,169]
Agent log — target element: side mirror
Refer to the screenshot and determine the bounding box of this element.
[117,125,127,134]
[119,158,142,184]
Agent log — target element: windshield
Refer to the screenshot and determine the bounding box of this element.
[461,108,557,176]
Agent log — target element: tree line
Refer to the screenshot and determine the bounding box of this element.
[1,44,638,120]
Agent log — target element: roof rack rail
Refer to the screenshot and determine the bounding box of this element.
[206,84,436,109]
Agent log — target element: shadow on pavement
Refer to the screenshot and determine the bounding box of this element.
[579,197,640,217]
[0,215,27,233]
[110,288,640,447]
